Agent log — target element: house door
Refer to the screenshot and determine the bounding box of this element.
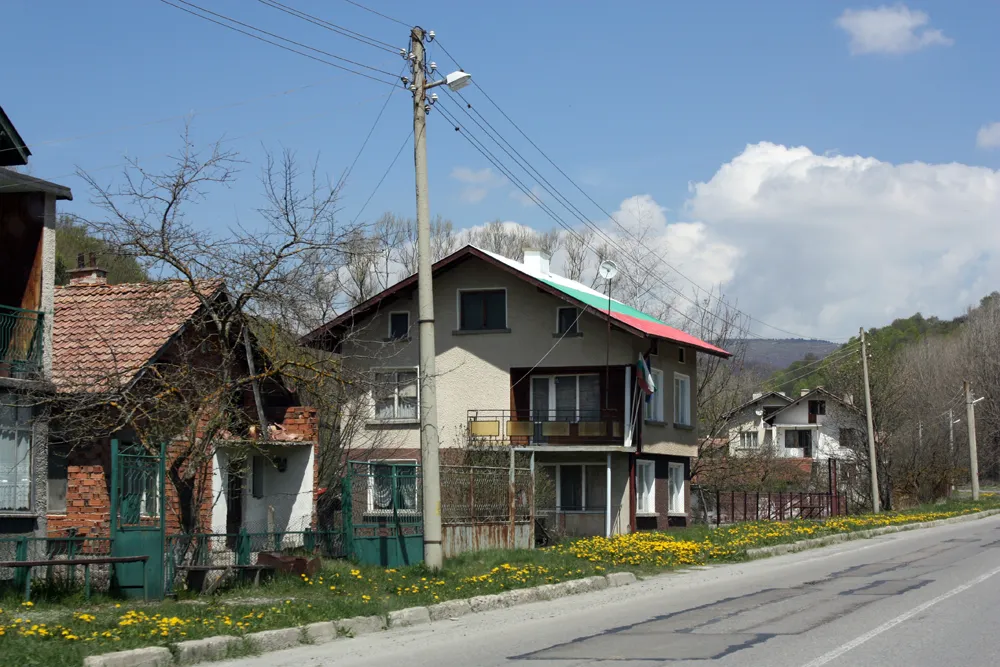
[110,439,165,599]
[226,461,244,535]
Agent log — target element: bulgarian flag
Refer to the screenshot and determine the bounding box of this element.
[637,354,656,397]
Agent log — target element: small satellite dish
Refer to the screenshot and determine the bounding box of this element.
[755,408,764,417]
[598,260,619,280]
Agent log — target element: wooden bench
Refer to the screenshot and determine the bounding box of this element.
[174,564,274,593]
[0,555,150,601]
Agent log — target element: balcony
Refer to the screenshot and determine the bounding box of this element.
[0,305,44,379]
[467,409,624,447]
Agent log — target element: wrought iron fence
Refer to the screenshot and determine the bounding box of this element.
[711,490,848,525]
[0,305,44,377]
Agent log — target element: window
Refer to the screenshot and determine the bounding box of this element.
[678,347,687,364]
[556,307,580,335]
[373,369,419,422]
[785,429,813,456]
[667,462,685,514]
[0,395,32,511]
[48,444,69,514]
[367,461,418,513]
[636,460,655,514]
[550,463,607,512]
[808,400,826,424]
[530,374,600,421]
[120,442,159,518]
[252,455,265,499]
[673,373,691,427]
[388,312,410,340]
[644,369,666,422]
[739,431,759,449]
[458,289,507,331]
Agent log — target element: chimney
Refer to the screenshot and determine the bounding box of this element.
[800,388,810,398]
[843,393,854,406]
[68,252,108,286]
[752,392,763,400]
[522,248,550,275]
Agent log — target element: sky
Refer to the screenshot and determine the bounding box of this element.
[6,1,1000,342]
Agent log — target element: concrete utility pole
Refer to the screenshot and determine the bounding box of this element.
[860,328,880,513]
[410,26,443,570]
[965,380,980,501]
[948,409,956,495]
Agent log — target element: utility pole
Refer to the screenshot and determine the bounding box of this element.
[948,409,955,495]
[860,328,880,513]
[410,26,442,570]
[965,380,980,501]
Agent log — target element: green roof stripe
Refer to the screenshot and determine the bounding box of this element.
[539,277,662,324]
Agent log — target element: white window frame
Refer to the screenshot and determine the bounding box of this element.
[456,287,508,331]
[673,372,691,427]
[544,462,608,513]
[388,311,410,340]
[370,367,420,423]
[644,368,666,423]
[365,459,420,515]
[0,395,33,513]
[636,459,656,515]
[668,461,685,515]
[556,306,580,335]
[529,374,601,422]
[739,430,759,450]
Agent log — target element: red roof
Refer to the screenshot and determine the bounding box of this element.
[53,280,221,393]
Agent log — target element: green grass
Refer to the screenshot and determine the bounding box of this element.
[3,495,998,666]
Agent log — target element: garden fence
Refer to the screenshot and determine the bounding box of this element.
[706,490,848,526]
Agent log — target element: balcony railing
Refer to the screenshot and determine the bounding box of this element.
[467,409,624,446]
[0,305,44,379]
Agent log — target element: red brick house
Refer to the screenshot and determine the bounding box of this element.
[47,264,319,539]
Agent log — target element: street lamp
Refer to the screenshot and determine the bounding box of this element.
[408,26,471,571]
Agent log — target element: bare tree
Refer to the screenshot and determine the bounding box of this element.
[563,228,593,283]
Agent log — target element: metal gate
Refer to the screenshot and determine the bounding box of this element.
[342,461,423,567]
[110,439,166,599]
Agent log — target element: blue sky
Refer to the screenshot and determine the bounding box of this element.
[7,1,1000,339]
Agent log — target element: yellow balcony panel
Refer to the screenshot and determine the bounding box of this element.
[468,420,500,437]
[578,422,607,437]
[541,421,570,436]
[507,421,534,437]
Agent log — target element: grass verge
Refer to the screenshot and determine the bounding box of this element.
[3,496,998,666]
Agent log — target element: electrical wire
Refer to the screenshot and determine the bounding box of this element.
[761,343,862,391]
[350,129,413,225]
[433,38,851,344]
[256,0,400,53]
[341,66,407,186]
[509,307,588,389]
[157,0,399,86]
[340,0,410,27]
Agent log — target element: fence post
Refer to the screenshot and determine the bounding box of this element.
[755,492,760,521]
[237,528,250,566]
[14,536,28,594]
[529,451,536,549]
[715,490,720,527]
[742,492,747,522]
[509,448,516,550]
[68,527,78,584]
[304,527,315,553]
[779,493,784,521]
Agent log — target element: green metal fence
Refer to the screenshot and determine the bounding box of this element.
[0,529,115,600]
[0,305,44,377]
[343,461,423,568]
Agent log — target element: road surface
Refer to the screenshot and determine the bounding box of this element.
[221,514,1000,666]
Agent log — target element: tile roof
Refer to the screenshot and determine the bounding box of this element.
[52,280,221,392]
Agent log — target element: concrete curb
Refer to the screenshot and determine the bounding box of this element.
[85,509,1000,667]
[745,508,1000,559]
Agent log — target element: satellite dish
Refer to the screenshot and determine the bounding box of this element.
[598,260,619,280]
[755,408,764,417]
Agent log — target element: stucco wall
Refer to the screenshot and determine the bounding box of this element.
[640,341,699,453]
[341,258,700,455]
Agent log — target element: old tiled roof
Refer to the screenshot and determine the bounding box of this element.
[53,280,222,392]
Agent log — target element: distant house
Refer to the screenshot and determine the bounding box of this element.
[48,263,319,539]
[725,388,863,461]
[0,105,72,541]
[305,245,730,535]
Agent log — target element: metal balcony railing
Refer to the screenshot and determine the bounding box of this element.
[0,305,44,378]
[467,409,624,446]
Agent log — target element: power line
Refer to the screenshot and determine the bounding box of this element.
[433,38,849,344]
[340,0,410,27]
[256,0,400,53]
[157,0,398,86]
[762,343,862,391]
[350,129,413,226]
[341,66,407,185]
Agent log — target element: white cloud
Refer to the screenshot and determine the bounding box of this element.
[685,142,1000,338]
[977,122,1000,149]
[450,166,505,203]
[836,5,952,55]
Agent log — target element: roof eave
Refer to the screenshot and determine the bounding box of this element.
[0,167,73,200]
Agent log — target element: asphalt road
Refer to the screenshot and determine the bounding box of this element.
[220,514,1000,667]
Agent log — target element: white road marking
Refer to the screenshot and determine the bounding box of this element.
[800,563,1000,667]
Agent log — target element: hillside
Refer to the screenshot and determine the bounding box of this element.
[742,338,841,372]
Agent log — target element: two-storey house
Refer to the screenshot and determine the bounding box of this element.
[0,105,72,540]
[304,245,729,536]
[726,388,863,461]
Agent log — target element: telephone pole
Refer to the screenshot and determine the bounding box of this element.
[948,409,955,495]
[410,26,442,570]
[965,380,980,501]
[860,328,880,513]
[407,27,473,570]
